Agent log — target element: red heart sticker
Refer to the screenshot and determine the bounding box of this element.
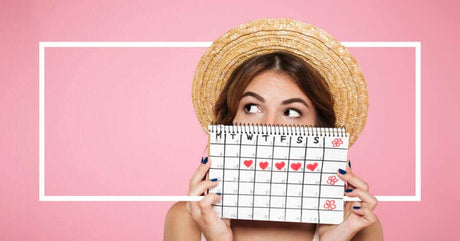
[244,160,253,168]
[275,162,285,170]
[307,163,318,171]
[259,162,269,170]
[291,162,301,171]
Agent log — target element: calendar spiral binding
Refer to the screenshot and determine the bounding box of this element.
[208,122,348,137]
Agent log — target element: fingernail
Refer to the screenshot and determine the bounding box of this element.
[338,168,347,175]
[345,189,353,193]
[216,192,222,196]
[353,206,361,210]
[201,157,208,164]
[348,160,352,168]
[210,178,218,182]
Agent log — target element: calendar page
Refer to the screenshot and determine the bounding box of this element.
[207,124,349,224]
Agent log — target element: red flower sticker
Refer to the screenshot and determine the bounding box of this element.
[332,138,344,147]
[323,200,337,210]
[327,175,339,185]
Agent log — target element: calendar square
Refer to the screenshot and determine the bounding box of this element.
[254,195,270,207]
[256,159,272,171]
[269,208,285,221]
[303,185,319,197]
[239,182,254,195]
[240,156,256,168]
[302,210,318,223]
[223,194,238,206]
[286,197,302,208]
[254,183,270,195]
[210,156,224,168]
[290,147,306,159]
[239,170,255,182]
[323,161,346,173]
[223,181,238,194]
[271,183,287,196]
[255,171,271,182]
[238,207,253,220]
[210,145,224,156]
[321,186,345,198]
[238,195,253,207]
[224,170,239,182]
[272,171,288,183]
[304,173,321,184]
[253,207,269,220]
[306,148,324,160]
[286,184,302,197]
[270,196,286,208]
[224,157,240,169]
[223,207,237,219]
[302,197,319,209]
[257,146,273,158]
[287,172,303,184]
[273,146,289,159]
[285,209,301,222]
[226,145,240,157]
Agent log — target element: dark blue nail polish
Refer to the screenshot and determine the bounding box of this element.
[345,189,353,193]
[353,206,361,210]
[348,160,352,168]
[338,168,347,175]
[216,192,222,196]
[210,178,218,182]
[201,157,208,164]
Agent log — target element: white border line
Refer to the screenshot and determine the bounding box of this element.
[39,42,421,202]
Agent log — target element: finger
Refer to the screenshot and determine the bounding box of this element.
[337,168,369,192]
[199,193,222,216]
[189,157,211,187]
[188,179,219,196]
[346,159,352,172]
[351,206,378,225]
[344,188,378,210]
[198,193,222,225]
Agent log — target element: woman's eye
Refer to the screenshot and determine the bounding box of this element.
[283,108,301,118]
[244,104,261,113]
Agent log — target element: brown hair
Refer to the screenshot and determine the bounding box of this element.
[214,51,336,127]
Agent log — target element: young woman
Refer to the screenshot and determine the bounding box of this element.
[164,19,383,241]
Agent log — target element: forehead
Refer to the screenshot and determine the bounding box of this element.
[244,70,310,100]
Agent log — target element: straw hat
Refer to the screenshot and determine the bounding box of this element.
[192,18,368,147]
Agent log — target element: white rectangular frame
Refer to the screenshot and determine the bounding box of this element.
[39,41,421,202]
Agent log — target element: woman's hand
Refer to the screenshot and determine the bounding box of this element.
[185,157,233,241]
[318,160,382,241]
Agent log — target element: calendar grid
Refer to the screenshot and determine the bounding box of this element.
[208,125,349,224]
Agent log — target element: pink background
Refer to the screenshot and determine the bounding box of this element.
[1,0,459,240]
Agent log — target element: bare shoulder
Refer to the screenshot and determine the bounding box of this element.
[164,201,201,241]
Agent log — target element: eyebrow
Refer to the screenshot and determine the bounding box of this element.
[241,91,310,108]
[241,91,265,102]
[281,98,310,108]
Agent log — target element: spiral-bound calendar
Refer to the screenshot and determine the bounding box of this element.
[207,124,349,224]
